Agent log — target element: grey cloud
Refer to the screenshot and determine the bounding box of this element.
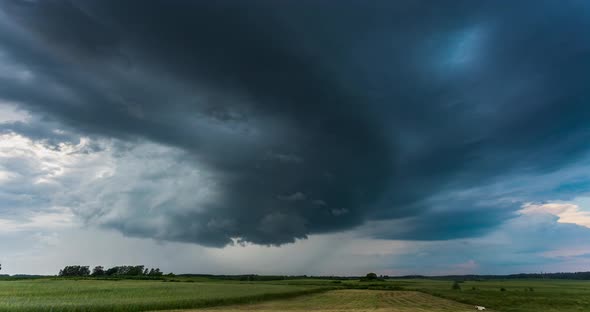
[382,210,590,275]
[265,152,304,164]
[0,0,589,246]
[331,209,349,217]
[278,192,307,201]
[312,200,327,206]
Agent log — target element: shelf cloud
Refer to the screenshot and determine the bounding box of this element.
[0,0,590,253]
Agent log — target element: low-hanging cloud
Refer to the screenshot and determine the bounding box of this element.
[0,0,590,247]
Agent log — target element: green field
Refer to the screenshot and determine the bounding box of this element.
[0,277,588,312]
[271,278,590,312]
[397,279,590,312]
[0,279,324,312]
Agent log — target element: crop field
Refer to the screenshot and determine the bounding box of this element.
[169,289,482,312]
[0,277,588,312]
[0,279,323,312]
[395,279,590,312]
[263,278,590,312]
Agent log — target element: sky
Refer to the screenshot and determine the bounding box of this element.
[1,0,590,276]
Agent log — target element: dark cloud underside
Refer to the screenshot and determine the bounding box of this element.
[0,0,589,246]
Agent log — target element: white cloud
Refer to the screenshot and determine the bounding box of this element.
[0,208,76,233]
[0,130,218,210]
[0,101,31,124]
[0,133,112,198]
[62,142,221,235]
[520,202,590,228]
[0,130,218,240]
[542,246,590,258]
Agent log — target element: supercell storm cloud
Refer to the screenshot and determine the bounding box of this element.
[0,0,590,250]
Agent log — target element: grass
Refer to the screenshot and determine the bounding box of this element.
[0,277,589,311]
[260,278,590,312]
[394,279,590,312]
[165,289,481,312]
[0,279,327,312]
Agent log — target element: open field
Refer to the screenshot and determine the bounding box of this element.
[0,277,588,311]
[395,279,590,312]
[0,279,324,312]
[260,278,590,312]
[166,289,483,312]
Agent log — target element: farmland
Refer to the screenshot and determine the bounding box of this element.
[398,279,590,312]
[169,289,481,312]
[270,278,590,312]
[0,277,588,312]
[0,279,324,312]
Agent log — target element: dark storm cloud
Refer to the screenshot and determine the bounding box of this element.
[1,0,590,246]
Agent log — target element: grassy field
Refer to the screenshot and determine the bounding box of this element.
[394,279,590,312]
[0,277,588,311]
[0,279,325,312]
[260,278,590,312]
[166,289,483,312]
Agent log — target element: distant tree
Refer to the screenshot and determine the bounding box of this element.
[359,272,385,282]
[103,265,146,276]
[500,287,507,292]
[106,266,121,275]
[83,267,91,275]
[452,281,461,290]
[65,264,168,278]
[105,267,118,276]
[129,265,145,276]
[365,273,378,280]
[144,268,162,276]
[91,266,105,276]
[59,265,90,277]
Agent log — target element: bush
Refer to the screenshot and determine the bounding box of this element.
[452,281,461,290]
[500,287,507,291]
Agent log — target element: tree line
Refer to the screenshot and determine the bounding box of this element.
[395,272,590,281]
[58,265,163,277]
